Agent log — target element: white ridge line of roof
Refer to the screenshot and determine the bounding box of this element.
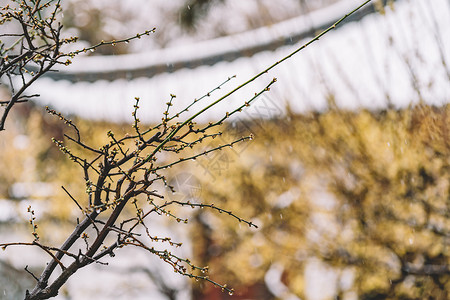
[59,0,366,74]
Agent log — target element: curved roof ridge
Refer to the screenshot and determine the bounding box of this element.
[48,0,386,82]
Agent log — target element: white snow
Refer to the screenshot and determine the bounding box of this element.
[304,258,339,300]
[265,263,302,300]
[28,0,450,126]
[53,0,367,74]
[59,0,338,52]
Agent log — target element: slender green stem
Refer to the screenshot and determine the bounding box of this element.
[144,0,372,163]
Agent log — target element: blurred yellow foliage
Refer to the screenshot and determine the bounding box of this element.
[0,103,448,299]
[187,104,449,299]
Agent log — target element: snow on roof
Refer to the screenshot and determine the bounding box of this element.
[30,0,450,124]
[48,0,377,81]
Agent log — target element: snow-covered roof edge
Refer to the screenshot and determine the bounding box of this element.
[49,0,387,82]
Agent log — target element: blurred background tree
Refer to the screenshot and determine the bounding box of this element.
[185,104,449,299]
[2,101,447,299]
